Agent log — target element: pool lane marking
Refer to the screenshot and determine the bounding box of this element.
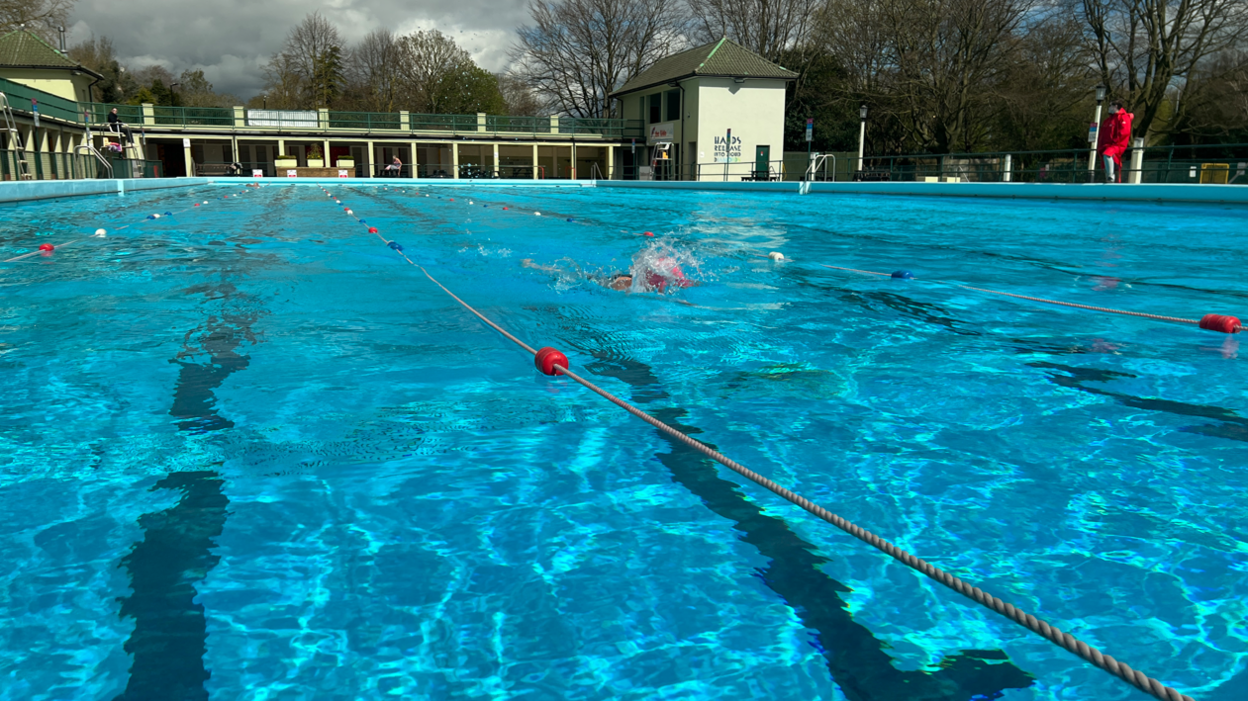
[1,183,266,263]
[314,184,1197,701]
[817,263,1244,334]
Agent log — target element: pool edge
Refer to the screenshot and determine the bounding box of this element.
[0,178,212,204]
[594,180,1248,205]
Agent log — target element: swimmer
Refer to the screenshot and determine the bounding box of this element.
[521,258,694,292]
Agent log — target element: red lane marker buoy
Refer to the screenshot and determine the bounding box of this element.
[1199,314,1243,334]
[502,207,508,210]
[534,347,569,376]
[643,231,654,237]
[368,227,378,234]
[38,243,54,252]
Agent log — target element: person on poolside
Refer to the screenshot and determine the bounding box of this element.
[384,156,403,178]
[521,256,697,292]
[107,108,134,145]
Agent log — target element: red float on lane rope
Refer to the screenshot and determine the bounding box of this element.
[38,243,54,252]
[1199,314,1243,334]
[368,227,378,234]
[534,347,569,376]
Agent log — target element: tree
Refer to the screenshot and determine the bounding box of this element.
[686,0,822,64]
[261,12,347,109]
[510,0,687,117]
[499,73,546,116]
[347,29,402,113]
[397,29,479,113]
[312,45,345,108]
[177,69,241,108]
[992,18,1099,151]
[68,35,137,102]
[261,51,303,109]
[1075,0,1248,140]
[1171,49,1248,144]
[815,0,1039,153]
[0,0,74,43]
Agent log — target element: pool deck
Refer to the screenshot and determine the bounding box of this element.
[1,177,1245,206]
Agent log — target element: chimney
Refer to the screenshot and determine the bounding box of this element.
[59,26,66,53]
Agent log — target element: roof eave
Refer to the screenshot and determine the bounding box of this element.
[0,63,104,80]
[609,72,699,100]
[609,72,797,99]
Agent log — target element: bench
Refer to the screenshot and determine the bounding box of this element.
[196,163,238,176]
[741,169,780,182]
[852,169,891,182]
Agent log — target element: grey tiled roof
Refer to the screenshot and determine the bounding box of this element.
[0,29,86,70]
[610,38,797,98]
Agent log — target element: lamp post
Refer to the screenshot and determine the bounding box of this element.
[857,103,868,176]
[1087,85,1106,180]
[262,94,267,110]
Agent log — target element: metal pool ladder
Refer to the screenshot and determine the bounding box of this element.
[0,93,32,180]
[77,120,113,179]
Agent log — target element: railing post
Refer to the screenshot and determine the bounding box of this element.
[318,108,329,130]
[478,112,486,133]
[1128,138,1145,184]
[141,103,155,126]
[451,142,459,179]
[233,105,245,128]
[401,110,410,131]
[550,115,559,135]
[1003,154,1012,182]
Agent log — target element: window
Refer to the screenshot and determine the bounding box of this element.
[665,90,681,122]
[648,94,662,123]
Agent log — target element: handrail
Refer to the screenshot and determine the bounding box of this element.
[75,144,112,178]
[805,153,836,182]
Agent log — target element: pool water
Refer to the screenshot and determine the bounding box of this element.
[1,183,1246,700]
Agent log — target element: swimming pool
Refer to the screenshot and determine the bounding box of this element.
[1,182,1245,700]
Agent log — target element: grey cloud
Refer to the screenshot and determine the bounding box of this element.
[66,0,530,98]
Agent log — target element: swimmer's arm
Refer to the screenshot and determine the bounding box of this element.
[521,258,559,273]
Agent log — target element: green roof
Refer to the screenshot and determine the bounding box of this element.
[0,29,100,77]
[610,38,797,98]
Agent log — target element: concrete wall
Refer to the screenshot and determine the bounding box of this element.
[596,179,1248,204]
[691,78,787,181]
[4,69,95,104]
[0,177,209,204]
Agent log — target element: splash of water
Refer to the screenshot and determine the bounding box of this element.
[628,240,705,293]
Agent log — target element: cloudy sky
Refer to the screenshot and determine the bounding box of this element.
[65,0,532,99]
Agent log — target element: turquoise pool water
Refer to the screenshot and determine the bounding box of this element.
[1,182,1246,700]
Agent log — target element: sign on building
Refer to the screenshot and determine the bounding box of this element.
[249,110,320,129]
[714,133,742,163]
[648,122,675,144]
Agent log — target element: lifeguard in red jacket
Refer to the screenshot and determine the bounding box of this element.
[1098,100,1133,183]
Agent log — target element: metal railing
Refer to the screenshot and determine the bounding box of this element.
[153,106,235,127]
[855,143,1248,185]
[0,77,646,140]
[0,148,156,180]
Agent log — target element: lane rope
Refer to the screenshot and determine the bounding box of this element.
[818,264,1244,334]
[318,185,1196,701]
[2,182,264,263]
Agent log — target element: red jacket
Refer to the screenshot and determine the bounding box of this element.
[1098,110,1133,158]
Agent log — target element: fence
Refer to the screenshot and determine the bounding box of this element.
[856,143,1248,185]
[0,149,161,181]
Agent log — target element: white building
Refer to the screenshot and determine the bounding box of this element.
[610,38,797,181]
